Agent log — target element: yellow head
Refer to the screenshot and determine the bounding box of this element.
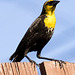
[41,0,60,15]
[48,0,54,1]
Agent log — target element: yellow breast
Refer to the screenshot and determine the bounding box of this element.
[44,14,56,28]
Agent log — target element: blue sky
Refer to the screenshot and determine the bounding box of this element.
[0,0,75,65]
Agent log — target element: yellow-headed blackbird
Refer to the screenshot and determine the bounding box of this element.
[9,0,65,67]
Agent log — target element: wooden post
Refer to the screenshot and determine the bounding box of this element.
[0,62,38,75]
[0,61,75,75]
[40,61,75,75]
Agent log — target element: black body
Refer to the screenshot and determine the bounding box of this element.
[9,15,54,62]
[9,1,61,64]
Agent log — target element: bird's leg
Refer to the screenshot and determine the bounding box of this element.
[24,49,39,66]
[25,55,39,66]
[37,52,66,69]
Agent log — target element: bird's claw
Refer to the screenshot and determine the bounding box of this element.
[55,60,66,69]
[30,60,39,67]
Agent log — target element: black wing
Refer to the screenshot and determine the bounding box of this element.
[9,15,47,61]
[16,17,43,52]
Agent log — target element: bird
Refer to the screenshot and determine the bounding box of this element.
[9,0,65,67]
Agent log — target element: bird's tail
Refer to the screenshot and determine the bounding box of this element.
[9,52,16,61]
[9,52,24,62]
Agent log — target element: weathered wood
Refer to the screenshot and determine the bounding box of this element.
[2,63,8,75]
[0,61,75,75]
[40,61,75,75]
[6,63,13,75]
[0,63,4,75]
[0,62,38,75]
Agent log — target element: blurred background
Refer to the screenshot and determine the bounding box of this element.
[0,0,75,73]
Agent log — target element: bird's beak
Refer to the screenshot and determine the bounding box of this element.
[52,1,60,6]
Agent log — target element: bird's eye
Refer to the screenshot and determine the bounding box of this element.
[46,1,53,6]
